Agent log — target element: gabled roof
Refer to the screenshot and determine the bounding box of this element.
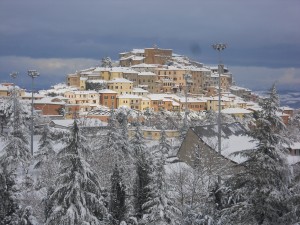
[190,122,257,163]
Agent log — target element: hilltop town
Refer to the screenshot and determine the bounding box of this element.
[0,46,294,124]
[1,47,300,225]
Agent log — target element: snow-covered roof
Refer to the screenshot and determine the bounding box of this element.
[230,85,251,92]
[86,80,107,84]
[280,106,294,111]
[221,108,253,114]
[138,72,156,76]
[98,89,118,94]
[120,55,145,61]
[34,97,66,105]
[146,94,176,101]
[22,92,45,98]
[132,88,149,93]
[131,63,158,68]
[50,119,75,128]
[191,122,257,164]
[72,90,98,94]
[117,94,142,99]
[107,78,133,83]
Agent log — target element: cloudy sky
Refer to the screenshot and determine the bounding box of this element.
[1,0,300,91]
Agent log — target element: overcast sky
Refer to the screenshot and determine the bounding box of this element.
[1,0,300,91]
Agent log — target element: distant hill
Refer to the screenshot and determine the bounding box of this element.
[255,90,300,109]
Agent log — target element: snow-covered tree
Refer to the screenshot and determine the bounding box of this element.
[0,93,31,171]
[131,123,152,221]
[109,164,126,225]
[35,125,55,168]
[101,57,112,68]
[92,109,130,187]
[45,121,108,225]
[2,93,30,134]
[0,164,21,225]
[34,125,58,191]
[142,130,181,224]
[220,84,292,224]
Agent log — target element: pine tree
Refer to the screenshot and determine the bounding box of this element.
[0,164,21,225]
[92,109,130,187]
[45,121,107,225]
[221,84,292,225]
[35,125,55,169]
[34,125,58,190]
[131,123,152,221]
[142,130,181,224]
[110,164,126,225]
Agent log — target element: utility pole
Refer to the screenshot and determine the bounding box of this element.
[28,70,40,156]
[10,72,18,133]
[212,43,226,184]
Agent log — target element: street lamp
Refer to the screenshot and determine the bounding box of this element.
[183,73,192,129]
[212,43,226,183]
[28,70,40,155]
[10,72,18,133]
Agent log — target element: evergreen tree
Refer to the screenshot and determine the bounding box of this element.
[110,164,126,225]
[221,84,292,225]
[131,123,152,220]
[92,109,130,187]
[45,121,107,225]
[142,130,180,224]
[0,94,31,171]
[0,164,21,225]
[35,125,55,169]
[2,92,30,134]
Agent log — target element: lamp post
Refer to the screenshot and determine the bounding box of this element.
[28,70,40,155]
[10,72,18,133]
[212,43,226,183]
[183,73,192,129]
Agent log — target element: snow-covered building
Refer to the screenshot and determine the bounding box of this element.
[177,122,257,177]
[221,108,253,119]
[107,78,133,95]
[34,97,66,116]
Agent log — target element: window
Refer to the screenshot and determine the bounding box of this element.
[104,96,108,99]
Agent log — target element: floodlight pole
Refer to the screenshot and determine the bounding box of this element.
[10,72,18,133]
[184,73,192,129]
[28,70,40,156]
[212,43,226,183]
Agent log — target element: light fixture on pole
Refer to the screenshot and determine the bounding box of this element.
[184,73,192,129]
[28,70,40,156]
[10,72,18,133]
[212,43,226,183]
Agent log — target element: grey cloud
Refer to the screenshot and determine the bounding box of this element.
[1,0,300,90]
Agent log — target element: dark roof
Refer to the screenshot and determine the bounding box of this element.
[191,122,248,140]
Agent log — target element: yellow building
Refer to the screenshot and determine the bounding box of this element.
[190,67,211,94]
[117,94,142,110]
[66,73,80,87]
[137,72,158,92]
[80,77,87,90]
[0,84,11,97]
[206,96,231,111]
[141,97,151,111]
[155,66,187,93]
[144,47,172,65]
[107,78,133,95]
[92,68,124,81]
[128,128,179,140]
[64,90,100,112]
